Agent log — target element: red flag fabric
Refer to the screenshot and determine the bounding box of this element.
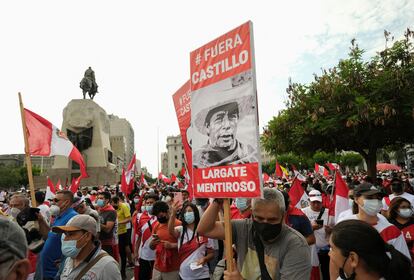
[158,172,171,184]
[56,179,62,191]
[45,177,56,200]
[275,161,283,177]
[121,154,136,195]
[315,163,329,177]
[171,173,177,183]
[329,171,350,222]
[180,166,186,177]
[288,176,309,209]
[69,175,82,193]
[263,173,270,182]
[140,173,148,186]
[326,162,339,171]
[24,109,88,178]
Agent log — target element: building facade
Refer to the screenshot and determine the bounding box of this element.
[161,135,185,175]
[108,114,135,167]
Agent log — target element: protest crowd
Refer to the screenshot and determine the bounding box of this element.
[1,166,414,280]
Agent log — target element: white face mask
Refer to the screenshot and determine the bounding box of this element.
[361,199,382,216]
[399,208,413,218]
[50,205,60,216]
[10,207,21,219]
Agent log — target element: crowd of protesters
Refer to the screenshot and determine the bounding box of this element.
[1,169,414,279]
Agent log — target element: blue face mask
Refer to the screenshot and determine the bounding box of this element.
[184,212,195,224]
[61,233,86,258]
[96,199,105,207]
[146,205,153,214]
[235,198,248,211]
[141,206,146,212]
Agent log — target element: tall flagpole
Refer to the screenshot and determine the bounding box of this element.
[18,93,37,207]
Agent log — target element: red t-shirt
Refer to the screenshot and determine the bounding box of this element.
[152,219,182,272]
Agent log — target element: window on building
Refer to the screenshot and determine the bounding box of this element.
[182,154,184,159]
[174,140,176,143]
[174,147,177,151]
[174,155,177,160]
[175,163,178,168]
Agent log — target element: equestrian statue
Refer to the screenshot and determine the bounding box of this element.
[80,67,99,99]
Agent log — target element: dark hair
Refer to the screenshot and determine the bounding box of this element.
[56,190,74,203]
[152,201,169,216]
[146,194,159,201]
[99,191,111,201]
[178,202,200,247]
[388,197,411,220]
[118,192,125,200]
[181,190,189,195]
[35,191,45,204]
[111,196,120,204]
[332,220,412,280]
[281,191,290,210]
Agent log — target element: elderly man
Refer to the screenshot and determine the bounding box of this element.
[198,188,311,279]
[53,215,121,279]
[9,193,30,220]
[37,190,78,279]
[193,102,257,167]
[0,217,30,280]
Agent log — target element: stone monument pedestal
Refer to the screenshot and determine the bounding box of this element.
[47,99,120,186]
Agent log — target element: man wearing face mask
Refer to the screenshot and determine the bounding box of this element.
[52,214,121,279]
[382,178,414,212]
[198,187,311,280]
[337,183,411,260]
[231,198,252,219]
[96,191,118,262]
[9,194,30,220]
[37,190,78,279]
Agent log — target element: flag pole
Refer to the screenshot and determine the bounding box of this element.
[223,198,234,272]
[327,169,337,225]
[18,92,37,207]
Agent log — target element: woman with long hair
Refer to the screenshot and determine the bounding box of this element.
[388,197,414,262]
[329,219,413,280]
[168,201,214,280]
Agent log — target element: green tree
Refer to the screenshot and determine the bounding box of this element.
[262,29,414,177]
[338,152,363,169]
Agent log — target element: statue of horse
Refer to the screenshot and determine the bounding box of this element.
[80,77,98,99]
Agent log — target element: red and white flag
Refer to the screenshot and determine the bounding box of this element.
[171,173,178,184]
[275,161,284,178]
[288,176,309,209]
[69,175,82,193]
[326,162,339,171]
[24,109,88,178]
[262,173,273,183]
[56,179,63,191]
[140,173,148,186]
[315,163,329,177]
[121,153,136,195]
[45,177,56,201]
[329,171,350,223]
[158,172,171,184]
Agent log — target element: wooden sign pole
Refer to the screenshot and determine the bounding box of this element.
[223,198,233,272]
[18,92,37,207]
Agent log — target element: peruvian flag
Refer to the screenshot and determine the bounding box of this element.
[180,166,186,177]
[315,163,329,177]
[45,177,56,201]
[24,109,88,178]
[291,165,306,181]
[140,173,148,186]
[329,171,350,223]
[56,179,63,191]
[171,173,177,183]
[326,162,339,171]
[121,154,136,195]
[262,172,273,183]
[288,176,309,209]
[158,172,171,184]
[69,175,82,193]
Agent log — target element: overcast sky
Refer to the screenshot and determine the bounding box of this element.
[1,0,412,176]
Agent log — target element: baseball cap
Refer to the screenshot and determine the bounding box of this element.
[52,214,97,237]
[308,190,323,202]
[0,217,28,260]
[354,183,382,196]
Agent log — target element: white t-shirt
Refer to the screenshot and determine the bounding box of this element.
[301,206,330,249]
[138,215,156,261]
[338,214,411,260]
[382,192,414,210]
[337,208,353,222]
[175,226,213,280]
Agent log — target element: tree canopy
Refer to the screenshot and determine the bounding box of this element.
[262,29,414,177]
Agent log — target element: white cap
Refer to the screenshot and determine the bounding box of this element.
[309,190,322,202]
